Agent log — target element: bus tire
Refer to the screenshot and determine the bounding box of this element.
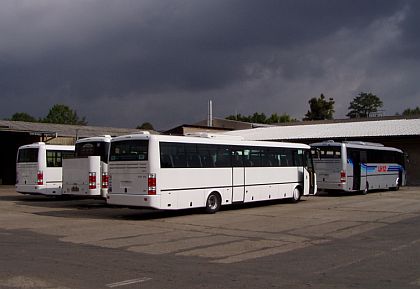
[205,192,221,214]
[362,183,369,195]
[390,178,400,191]
[291,187,301,203]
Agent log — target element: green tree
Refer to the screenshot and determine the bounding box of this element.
[226,114,250,122]
[267,113,295,123]
[304,94,335,120]
[347,92,383,118]
[43,104,87,125]
[402,106,420,116]
[136,122,154,130]
[226,112,294,124]
[9,112,37,122]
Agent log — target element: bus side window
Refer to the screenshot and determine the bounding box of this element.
[185,144,202,168]
[197,144,215,168]
[231,147,244,167]
[215,146,231,167]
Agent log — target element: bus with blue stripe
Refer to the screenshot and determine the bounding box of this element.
[310,141,406,194]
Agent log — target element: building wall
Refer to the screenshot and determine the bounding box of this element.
[0,132,76,185]
[0,132,39,185]
[373,136,420,186]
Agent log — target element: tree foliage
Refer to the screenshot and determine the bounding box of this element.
[136,122,155,130]
[347,92,383,118]
[226,112,295,124]
[402,106,420,116]
[42,104,87,125]
[304,94,335,120]
[9,112,37,122]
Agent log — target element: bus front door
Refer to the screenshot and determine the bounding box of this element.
[304,150,316,195]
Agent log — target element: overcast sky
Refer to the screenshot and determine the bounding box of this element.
[0,0,419,130]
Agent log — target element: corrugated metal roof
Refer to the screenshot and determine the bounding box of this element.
[225,118,420,141]
[0,120,146,138]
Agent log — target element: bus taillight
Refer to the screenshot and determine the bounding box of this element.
[148,173,156,195]
[89,172,97,189]
[101,172,109,189]
[37,171,43,185]
[340,170,346,183]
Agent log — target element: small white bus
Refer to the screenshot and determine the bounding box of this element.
[16,142,75,195]
[62,135,111,198]
[310,140,406,194]
[107,133,316,213]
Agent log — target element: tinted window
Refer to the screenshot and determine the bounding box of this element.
[75,141,110,163]
[158,142,306,168]
[160,142,231,168]
[313,146,341,159]
[18,148,39,163]
[46,150,74,167]
[110,140,148,161]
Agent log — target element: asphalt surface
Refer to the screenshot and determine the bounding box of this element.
[1,186,420,289]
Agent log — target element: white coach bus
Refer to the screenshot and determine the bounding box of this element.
[16,142,75,195]
[310,140,406,194]
[62,135,111,198]
[107,132,316,213]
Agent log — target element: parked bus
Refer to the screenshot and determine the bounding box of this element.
[16,142,75,195]
[310,140,406,194]
[62,135,111,198]
[107,132,316,213]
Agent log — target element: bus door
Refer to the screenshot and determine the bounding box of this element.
[304,150,316,195]
[231,147,245,202]
[350,150,367,191]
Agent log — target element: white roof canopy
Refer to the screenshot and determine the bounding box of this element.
[225,118,420,141]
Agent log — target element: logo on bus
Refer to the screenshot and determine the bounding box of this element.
[377,165,387,172]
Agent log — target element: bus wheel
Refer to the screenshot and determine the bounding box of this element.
[205,192,221,214]
[362,183,369,195]
[390,179,400,191]
[291,187,301,203]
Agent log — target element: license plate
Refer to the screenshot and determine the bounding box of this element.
[71,186,80,192]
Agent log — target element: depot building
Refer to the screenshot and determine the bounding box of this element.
[0,120,142,185]
[225,117,420,186]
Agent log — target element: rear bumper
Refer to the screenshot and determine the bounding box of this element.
[62,185,107,198]
[16,184,63,195]
[316,182,347,191]
[107,193,161,209]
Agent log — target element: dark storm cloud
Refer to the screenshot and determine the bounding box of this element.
[0,0,418,129]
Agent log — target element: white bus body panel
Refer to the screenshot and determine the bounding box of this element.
[16,143,74,195]
[107,134,314,210]
[313,159,347,191]
[62,156,108,197]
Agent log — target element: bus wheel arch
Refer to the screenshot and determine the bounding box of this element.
[362,182,369,195]
[205,191,222,214]
[390,178,400,191]
[291,186,302,203]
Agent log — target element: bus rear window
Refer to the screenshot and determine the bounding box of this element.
[18,148,38,163]
[110,140,148,161]
[312,147,341,159]
[75,141,110,163]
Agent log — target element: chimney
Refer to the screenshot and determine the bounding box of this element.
[207,100,213,127]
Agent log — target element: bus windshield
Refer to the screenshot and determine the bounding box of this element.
[109,140,148,161]
[75,141,110,163]
[17,148,38,163]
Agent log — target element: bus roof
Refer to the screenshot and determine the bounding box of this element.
[76,135,112,144]
[112,133,310,149]
[18,142,75,151]
[310,140,403,153]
